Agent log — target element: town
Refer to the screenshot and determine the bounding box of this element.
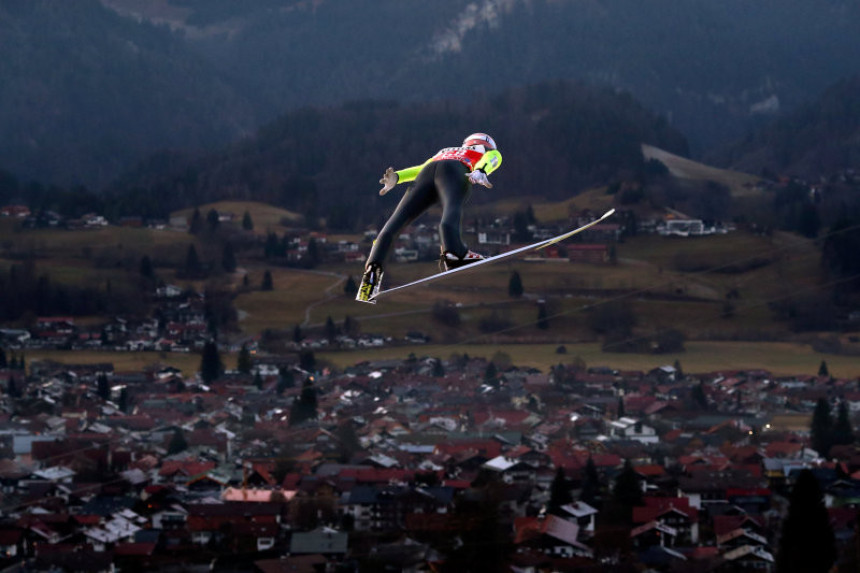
[0,340,858,571]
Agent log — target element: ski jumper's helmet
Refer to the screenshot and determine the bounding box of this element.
[463,133,497,150]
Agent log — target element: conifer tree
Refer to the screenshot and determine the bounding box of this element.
[199,341,223,384]
[261,270,274,291]
[431,358,444,377]
[818,360,829,377]
[617,396,625,419]
[0,346,6,369]
[484,361,498,384]
[254,371,264,390]
[139,255,154,280]
[277,367,295,395]
[810,397,834,457]
[221,243,237,273]
[206,209,220,232]
[537,302,549,330]
[189,207,202,234]
[609,460,642,524]
[96,373,110,401]
[289,377,318,426]
[508,270,524,298]
[324,316,337,342]
[118,387,129,413]
[776,469,836,573]
[548,467,573,515]
[292,324,303,344]
[242,210,253,231]
[6,375,20,399]
[580,456,601,508]
[236,343,253,374]
[343,275,358,296]
[832,401,854,448]
[184,244,201,276]
[167,429,188,455]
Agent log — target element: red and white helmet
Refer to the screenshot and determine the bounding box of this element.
[462,132,497,150]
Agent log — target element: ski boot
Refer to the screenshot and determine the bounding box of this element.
[439,249,485,272]
[356,262,384,303]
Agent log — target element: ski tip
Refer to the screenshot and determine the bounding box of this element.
[603,208,616,218]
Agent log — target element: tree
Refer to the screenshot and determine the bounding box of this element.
[691,381,708,411]
[610,460,642,524]
[548,467,572,515]
[118,387,129,413]
[221,243,237,273]
[580,456,601,508]
[277,367,295,395]
[289,377,318,426]
[776,469,836,573]
[261,270,274,291]
[96,373,110,401]
[484,362,498,385]
[324,316,337,343]
[236,343,253,374]
[206,208,220,232]
[184,244,202,276]
[617,396,625,419]
[508,271,524,298]
[343,275,358,297]
[299,350,316,372]
[167,429,188,455]
[832,401,854,448]
[810,397,834,458]
[537,302,549,330]
[199,341,224,384]
[431,358,445,377]
[189,207,202,234]
[139,255,154,280]
[292,324,303,344]
[818,360,829,377]
[254,371,264,390]
[0,347,6,369]
[6,375,20,399]
[242,210,254,231]
[335,423,363,463]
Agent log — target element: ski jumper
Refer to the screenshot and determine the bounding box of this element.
[365,145,502,269]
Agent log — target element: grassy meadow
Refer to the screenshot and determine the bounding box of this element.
[3,194,857,379]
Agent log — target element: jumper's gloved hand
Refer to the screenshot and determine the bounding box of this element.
[468,170,493,188]
[379,167,398,195]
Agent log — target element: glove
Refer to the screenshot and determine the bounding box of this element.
[468,170,493,188]
[379,167,398,195]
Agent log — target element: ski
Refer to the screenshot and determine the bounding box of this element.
[364,208,615,303]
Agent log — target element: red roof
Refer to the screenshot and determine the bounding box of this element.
[633,496,697,524]
[158,460,216,477]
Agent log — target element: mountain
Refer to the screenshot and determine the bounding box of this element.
[5,0,860,189]
[0,0,259,189]
[108,81,689,228]
[108,0,860,154]
[708,75,860,179]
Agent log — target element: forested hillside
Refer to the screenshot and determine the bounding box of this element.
[107,81,689,229]
[3,0,860,189]
[709,76,860,179]
[0,0,259,188]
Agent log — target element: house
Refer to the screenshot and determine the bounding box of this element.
[719,544,775,571]
[481,456,538,485]
[513,515,592,559]
[558,501,598,533]
[632,496,699,544]
[608,417,659,444]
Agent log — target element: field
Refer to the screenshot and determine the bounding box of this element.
[317,340,860,379]
[3,192,856,380]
